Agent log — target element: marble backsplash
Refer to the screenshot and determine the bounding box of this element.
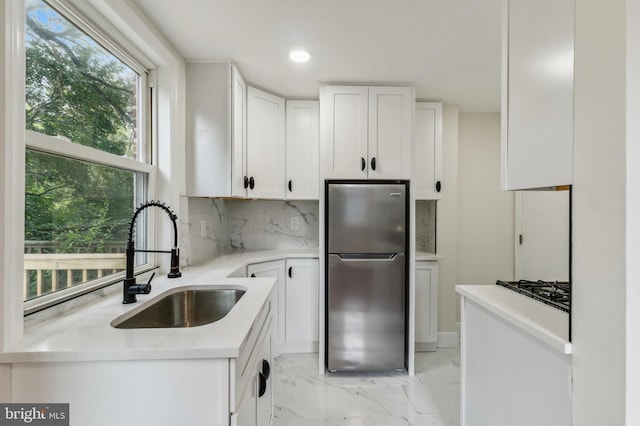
[183,197,433,265]
[416,200,436,253]
[183,197,319,266]
[228,200,319,250]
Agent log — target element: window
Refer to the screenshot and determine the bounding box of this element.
[24,0,154,309]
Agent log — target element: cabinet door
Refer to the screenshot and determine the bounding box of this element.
[415,261,438,348]
[502,0,574,189]
[231,318,273,426]
[414,102,443,199]
[322,85,369,179]
[286,100,319,199]
[247,87,286,199]
[230,381,256,426]
[232,65,248,197]
[284,259,319,344]
[247,260,286,346]
[185,62,232,197]
[368,86,413,179]
[256,321,273,426]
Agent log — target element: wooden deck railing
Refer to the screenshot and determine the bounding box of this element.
[24,253,126,299]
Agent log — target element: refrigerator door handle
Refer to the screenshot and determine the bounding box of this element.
[337,253,398,261]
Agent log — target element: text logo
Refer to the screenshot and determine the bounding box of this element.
[0,404,68,426]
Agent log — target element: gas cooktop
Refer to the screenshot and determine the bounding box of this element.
[496,280,570,313]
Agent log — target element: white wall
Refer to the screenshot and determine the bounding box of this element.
[572,0,626,423]
[436,105,459,334]
[457,113,514,289]
[627,0,640,422]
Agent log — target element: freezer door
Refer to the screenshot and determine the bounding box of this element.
[327,253,405,371]
[328,183,406,254]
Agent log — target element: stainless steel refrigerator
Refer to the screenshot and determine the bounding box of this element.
[326,181,407,372]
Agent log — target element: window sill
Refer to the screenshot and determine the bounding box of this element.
[23,266,157,322]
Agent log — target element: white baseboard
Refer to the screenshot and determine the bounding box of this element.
[274,341,318,357]
[438,332,460,348]
[0,365,11,402]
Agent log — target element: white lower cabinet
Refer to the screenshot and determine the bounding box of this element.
[248,258,319,355]
[248,260,286,348]
[7,291,275,426]
[415,261,438,351]
[283,258,319,353]
[231,316,273,426]
[460,297,571,425]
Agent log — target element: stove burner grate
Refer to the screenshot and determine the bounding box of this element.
[496,279,570,313]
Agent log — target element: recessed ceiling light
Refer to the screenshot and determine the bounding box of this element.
[289,49,312,63]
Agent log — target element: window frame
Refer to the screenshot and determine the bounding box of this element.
[23,0,158,314]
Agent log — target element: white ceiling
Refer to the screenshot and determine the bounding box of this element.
[131,0,502,112]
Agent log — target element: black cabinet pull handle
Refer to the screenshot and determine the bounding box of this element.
[288,180,292,192]
[361,157,366,171]
[243,176,249,189]
[250,273,256,278]
[249,176,255,190]
[436,180,442,192]
[371,157,376,171]
[262,359,270,380]
[258,372,267,397]
[288,266,292,278]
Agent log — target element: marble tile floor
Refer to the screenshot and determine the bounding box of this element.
[272,348,460,426]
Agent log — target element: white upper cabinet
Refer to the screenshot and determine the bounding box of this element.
[231,66,248,197]
[246,86,286,199]
[501,0,574,190]
[323,85,369,179]
[186,62,246,197]
[368,87,413,179]
[322,85,414,180]
[413,102,443,199]
[285,100,319,199]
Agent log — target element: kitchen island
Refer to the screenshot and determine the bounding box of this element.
[456,285,572,426]
[0,249,317,426]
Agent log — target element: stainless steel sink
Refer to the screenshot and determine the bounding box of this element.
[111,287,246,329]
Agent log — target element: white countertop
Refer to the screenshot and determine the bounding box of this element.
[0,249,318,363]
[415,251,440,261]
[456,284,572,354]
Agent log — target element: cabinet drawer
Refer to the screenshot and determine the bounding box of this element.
[230,298,272,413]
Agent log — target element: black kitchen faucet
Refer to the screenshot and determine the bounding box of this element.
[122,201,181,304]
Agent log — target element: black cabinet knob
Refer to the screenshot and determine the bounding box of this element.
[243,176,249,189]
[250,273,256,278]
[371,157,376,171]
[262,359,270,380]
[436,180,442,192]
[249,176,255,190]
[288,266,292,278]
[361,157,366,171]
[288,180,292,192]
[258,372,267,398]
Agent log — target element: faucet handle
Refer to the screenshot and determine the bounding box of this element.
[168,248,182,278]
[145,272,156,288]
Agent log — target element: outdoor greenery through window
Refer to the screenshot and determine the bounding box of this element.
[24,0,152,303]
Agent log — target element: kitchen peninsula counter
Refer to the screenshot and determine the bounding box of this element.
[456,284,572,426]
[456,284,571,354]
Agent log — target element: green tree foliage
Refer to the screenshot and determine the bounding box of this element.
[25,0,140,253]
